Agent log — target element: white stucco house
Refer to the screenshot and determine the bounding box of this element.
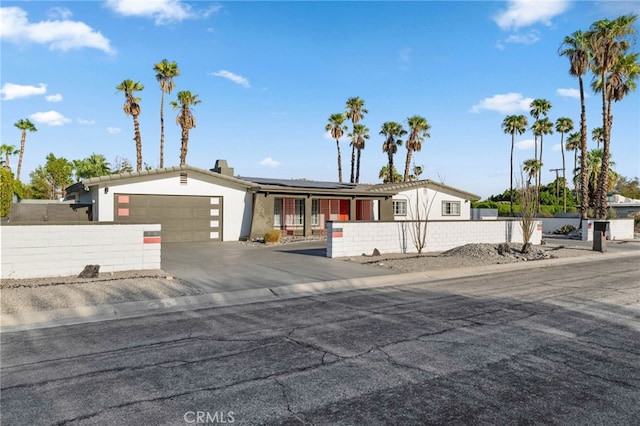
[63,161,480,243]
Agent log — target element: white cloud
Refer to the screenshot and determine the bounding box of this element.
[107,127,121,134]
[516,139,535,150]
[211,70,250,88]
[46,93,63,102]
[504,30,540,45]
[78,118,96,125]
[47,7,73,20]
[470,92,533,114]
[29,110,71,126]
[493,0,570,30]
[0,82,46,100]
[259,157,281,168]
[0,6,114,54]
[551,143,562,152]
[105,0,197,25]
[557,88,583,99]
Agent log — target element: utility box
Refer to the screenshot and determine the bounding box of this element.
[593,221,609,252]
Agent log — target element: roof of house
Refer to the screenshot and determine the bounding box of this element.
[362,180,481,200]
[65,165,478,200]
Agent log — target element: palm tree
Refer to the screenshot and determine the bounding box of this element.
[586,14,637,218]
[591,127,604,148]
[502,115,528,215]
[403,115,430,182]
[170,90,201,166]
[532,117,553,212]
[13,118,37,182]
[522,159,541,188]
[325,113,347,182]
[565,131,581,204]
[0,144,19,170]
[380,121,406,184]
[529,99,552,196]
[576,149,618,209]
[154,59,180,169]
[347,123,369,184]
[345,97,368,183]
[116,79,144,172]
[559,30,591,219]
[74,154,112,179]
[378,165,402,183]
[555,117,574,212]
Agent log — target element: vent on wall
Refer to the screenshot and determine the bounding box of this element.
[180,172,188,184]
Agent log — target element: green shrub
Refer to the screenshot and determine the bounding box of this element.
[264,229,281,244]
[0,167,14,218]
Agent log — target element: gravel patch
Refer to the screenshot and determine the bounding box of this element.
[341,242,583,273]
[1,270,204,315]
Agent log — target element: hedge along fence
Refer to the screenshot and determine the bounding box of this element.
[0,223,161,279]
[326,220,542,258]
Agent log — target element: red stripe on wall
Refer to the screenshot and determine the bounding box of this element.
[144,237,161,244]
[332,232,343,238]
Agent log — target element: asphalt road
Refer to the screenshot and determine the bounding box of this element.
[2,255,639,425]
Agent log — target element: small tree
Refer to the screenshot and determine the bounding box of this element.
[406,186,438,254]
[519,177,537,254]
[0,167,14,217]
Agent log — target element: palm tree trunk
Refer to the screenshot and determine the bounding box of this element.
[388,151,394,183]
[596,98,613,219]
[335,140,342,183]
[579,76,589,220]
[561,134,566,212]
[510,135,514,215]
[159,91,165,168]
[133,115,142,172]
[350,144,355,183]
[179,125,190,166]
[16,131,26,182]
[355,149,362,183]
[403,149,413,182]
[537,136,544,214]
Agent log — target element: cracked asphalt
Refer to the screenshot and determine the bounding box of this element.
[1,254,639,425]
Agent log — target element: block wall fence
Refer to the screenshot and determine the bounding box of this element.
[1,224,161,279]
[540,218,634,241]
[326,220,542,258]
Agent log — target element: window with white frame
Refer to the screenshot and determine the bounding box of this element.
[311,199,319,226]
[393,200,407,216]
[274,198,283,227]
[442,201,461,216]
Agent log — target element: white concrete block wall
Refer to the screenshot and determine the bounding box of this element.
[327,220,542,258]
[607,219,634,240]
[1,224,161,279]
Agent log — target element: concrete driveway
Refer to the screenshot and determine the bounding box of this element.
[161,241,396,293]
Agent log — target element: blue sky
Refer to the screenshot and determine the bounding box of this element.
[1,0,638,199]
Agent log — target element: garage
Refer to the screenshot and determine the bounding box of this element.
[114,194,223,243]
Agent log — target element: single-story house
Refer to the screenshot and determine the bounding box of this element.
[63,160,480,243]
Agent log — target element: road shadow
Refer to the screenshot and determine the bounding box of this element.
[274,247,327,257]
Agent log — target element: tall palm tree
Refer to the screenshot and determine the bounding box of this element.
[324,112,347,182]
[0,144,19,170]
[565,131,581,203]
[116,79,144,172]
[555,117,574,212]
[576,149,618,209]
[559,30,591,219]
[522,159,541,188]
[529,99,552,195]
[591,127,604,148]
[347,123,369,183]
[532,117,553,212]
[13,118,37,182]
[326,113,347,182]
[586,14,637,218]
[170,90,201,166]
[403,115,430,182]
[154,59,180,169]
[345,97,368,183]
[380,121,406,184]
[502,114,528,215]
